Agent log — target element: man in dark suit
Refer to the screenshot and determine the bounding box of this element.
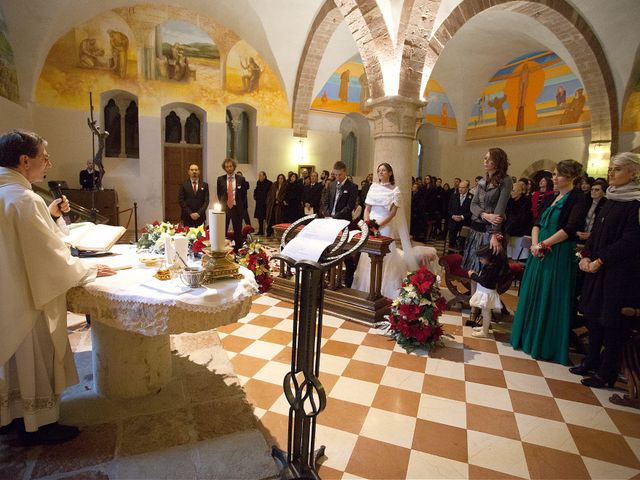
[303,170,323,214]
[79,160,100,190]
[178,163,209,227]
[217,158,248,252]
[447,179,472,250]
[236,170,251,226]
[321,161,358,286]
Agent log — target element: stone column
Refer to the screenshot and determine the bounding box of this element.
[368,96,424,225]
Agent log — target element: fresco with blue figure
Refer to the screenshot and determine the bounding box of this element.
[422,79,456,129]
[467,50,589,140]
[311,54,370,114]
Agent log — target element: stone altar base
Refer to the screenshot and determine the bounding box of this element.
[0,316,279,480]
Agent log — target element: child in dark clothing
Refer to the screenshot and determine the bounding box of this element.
[467,245,508,338]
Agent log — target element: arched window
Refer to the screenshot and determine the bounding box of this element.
[236,111,249,164]
[125,100,139,157]
[104,99,121,157]
[185,113,201,144]
[165,111,182,143]
[225,109,234,158]
[341,131,357,175]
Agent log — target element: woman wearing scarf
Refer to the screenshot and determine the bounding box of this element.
[570,152,640,388]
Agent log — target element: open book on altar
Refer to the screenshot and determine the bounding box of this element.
[280,218,350,263]
[62,222,126,252]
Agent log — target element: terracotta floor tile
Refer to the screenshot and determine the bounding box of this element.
[31,423,117,478]
[464,337,499,354]
[388,351,428,373]
[259,328,293,346]
[428,345,465,363]
[605,408,640,438]
[340,321,370,333]
[317,398,369,435]
[371,385,421,417]
[342,359,386,384]
[230,354,269,377]
[545,378,601,406]
[361,332,396,351]
[220,334,254,353]
[216,322,242,335]
[318,372,340,395]
[464,364,507,388]
[316,464,343,479]
[422,375,466,402]
[277,301,295,309]
[500,355,543,377]
[509,390,564,422]
[522,442,590,479]
[468,464,527,479]
[412,419,468,463]
[467,404,520,440]
[442,324,463,336]
[249,303,272,314]
[568,424,640,469]
[258,411,289,449]
[321,340,359,358]
[345,436,410,479]
[273,346,293,364]
[249,314,284,328]
[320,325,337,339]
[242,379,285,410]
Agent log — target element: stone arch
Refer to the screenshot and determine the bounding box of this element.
[521,158,557,179]
[428,0,618,153]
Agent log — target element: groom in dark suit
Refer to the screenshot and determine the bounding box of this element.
[321,161,358,286]
[178,164,209,227]
[217,158,248,252]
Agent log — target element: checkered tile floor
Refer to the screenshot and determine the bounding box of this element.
[218,294,640,480]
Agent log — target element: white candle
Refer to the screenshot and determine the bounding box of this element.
[208,204,226,252]
[173,236,188,264]
[164,236,175,266]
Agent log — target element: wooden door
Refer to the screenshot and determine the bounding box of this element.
[163,145,203,223]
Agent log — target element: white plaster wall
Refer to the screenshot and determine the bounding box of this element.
[0,98,30,132]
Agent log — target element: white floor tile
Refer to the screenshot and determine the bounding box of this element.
[273,319,294,333]
[496,341,534,360]
[252,295,281,306]
[252,361,290,385]
[318,353,351,376]
[261,306,294,318]
[359,407,416,449]
[239,340,285,360]
[626,436,640,463]
[425,358,465,381]
[555,398,619,434]
[380,366,425,393]
[352,345,393,366]
[467,430,530,479]
[230,323,271,340]
[514,412,579,454]
[582,456,640,480]
[537,361,582,383]
[417,394,467,429]
[329,377,379,406]
[321,314,345,328]
[407,450,469,479]
[463,349,502,370]
[439,313,463,326]
[329,328,367,345]
[465,382,513,412]
[314,425,359,471]
[237,312,259,324]
[504,370,552,397]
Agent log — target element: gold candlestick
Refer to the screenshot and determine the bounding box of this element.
[201,244,242,283]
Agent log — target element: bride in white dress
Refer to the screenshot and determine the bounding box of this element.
[352,163,418,299]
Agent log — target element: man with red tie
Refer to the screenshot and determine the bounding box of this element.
[217,158,248,252]
[178,164,209,227]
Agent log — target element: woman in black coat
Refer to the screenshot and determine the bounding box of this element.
[571,153,640,387]
[253,171,272,235]
[283,172,303,223]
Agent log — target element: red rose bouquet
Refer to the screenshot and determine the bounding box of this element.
[384,264,449,352]
[365,219,381,237]
[236,241,273,293]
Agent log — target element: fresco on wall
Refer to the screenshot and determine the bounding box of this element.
[154,20,219,82]
[466,51,589,140]
[621,74,640,132]
[311,54,370,114]
[422,79,456,129]
[35,4,290,127]
[0,7,19,103]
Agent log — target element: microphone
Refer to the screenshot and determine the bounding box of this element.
[48,180,63,200]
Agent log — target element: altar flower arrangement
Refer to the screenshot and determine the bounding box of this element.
[236,240,273,293]
[365,219,381,237]
[383,264,449,352]
[137,221,207,254]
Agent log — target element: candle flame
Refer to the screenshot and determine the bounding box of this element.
[213,203,222,213]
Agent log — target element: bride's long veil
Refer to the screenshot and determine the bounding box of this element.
[393,209,418,273]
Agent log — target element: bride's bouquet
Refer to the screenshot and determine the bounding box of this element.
[383,264,449,352]
[365,219,381,237]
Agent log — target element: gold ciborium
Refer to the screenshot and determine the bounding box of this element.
[201,242,243,283]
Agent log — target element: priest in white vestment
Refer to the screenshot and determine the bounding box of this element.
[0,130,115,444]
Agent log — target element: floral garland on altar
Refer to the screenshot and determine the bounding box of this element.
[383,264,449,352]
[137,221,207,254]
[236,240,273,293]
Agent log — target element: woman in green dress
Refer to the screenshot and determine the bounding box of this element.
[511,160,587,364]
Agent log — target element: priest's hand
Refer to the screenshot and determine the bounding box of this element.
[49,195,70,218]
[96,264,117,277]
